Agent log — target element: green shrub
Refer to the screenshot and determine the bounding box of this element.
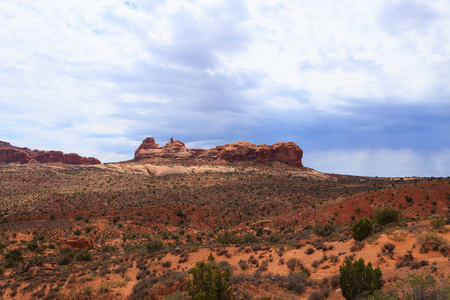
[405,196,413,203]
[395,273,450,299]
[27,240,39,251]
[163,291,186,300]
[217,231,240,245]
[56,253,73,265]
[29,255,45,266]
[102,245,116,252]
[240,234,259,244]
[268,234,280,244]
[146,238,164,252]
[339,258,383,300]
[187,261,232,300]
[373,207,401,225]
[256,227,264,236]
[313,224,335,237]
[60,247,75,256]
[76,249,92,261]
[430,218,447,230]
[124,232,137,240]
[352,218,373,241]
[4,248,23,267]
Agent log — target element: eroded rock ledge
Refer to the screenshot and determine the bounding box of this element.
[0,141,101,165]
[134,137,303,167]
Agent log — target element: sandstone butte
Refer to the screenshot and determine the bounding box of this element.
[0,141,101,165]
[134,137,303,168]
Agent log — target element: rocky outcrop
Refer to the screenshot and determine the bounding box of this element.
[60,236,95,249]
[0,141,101,165]
[134,137,303,167]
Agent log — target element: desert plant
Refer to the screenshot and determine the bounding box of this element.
[395,251,414,269]
[207,252,215,262]
[373,207,401,225]
[240,234,259,244]
[395,273,450,300]
[313,224,335,237]
[381,243,396,254]
[352,218,373,241]
[286,271,310,294]
[258,259,269,272]
[29,255,45,266]
[217,231,239,245]
[162,261,172,268]
[308,287,331,300]
[248,255,259,267]
[286,258,302,271]
[268,234,280,244]
[56,253,73,265]
[339,258,383,300]
[27,240,40,252]
[4,248,23,267]
[163,291,187,300]
[416,232,450,256]
[306,247,315,255]
[187,261,232,300]
[238,260,249,270]
[76,249,92,261]
[329,254,339,264]
[146,238,164,252]
[350,241,365,252]
[430,218,447,230]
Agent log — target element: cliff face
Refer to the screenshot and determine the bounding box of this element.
[0,141,101,165]
[134,137,303,167]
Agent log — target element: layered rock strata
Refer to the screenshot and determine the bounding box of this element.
[0,141,101,165]
[134,137,303,167]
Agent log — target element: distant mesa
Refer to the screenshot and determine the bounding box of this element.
[134,137,303,167]
[0,141,101,165]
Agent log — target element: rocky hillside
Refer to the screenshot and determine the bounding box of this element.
[0,141,101,165]
[134,137,303,167]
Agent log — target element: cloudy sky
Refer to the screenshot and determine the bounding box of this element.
[1,0,449,177]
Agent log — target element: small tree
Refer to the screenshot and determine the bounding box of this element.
[187,261,232,300]
[339,258,383,300]
[352,217,373,241]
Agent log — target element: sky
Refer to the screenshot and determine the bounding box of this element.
[1,0,449,177]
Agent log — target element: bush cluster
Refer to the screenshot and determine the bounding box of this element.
[373,207,401,225]
[187,261,232,300]
[352,218,373,241]
[339,258,382,300]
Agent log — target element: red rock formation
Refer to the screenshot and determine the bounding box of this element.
[215,142,258,162]
[60,236,95,249]
[0,142,31,163]
[134,137,303,167]
[0,141,101,165]
[137,137,160,150]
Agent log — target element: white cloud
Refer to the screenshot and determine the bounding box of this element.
[306,148,450,177]
[0,0,449,175]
